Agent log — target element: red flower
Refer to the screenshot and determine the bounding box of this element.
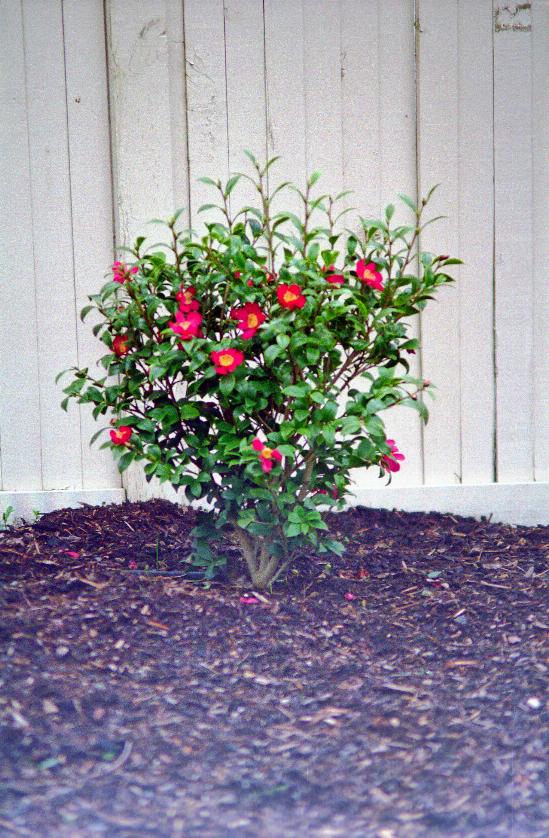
[112,261,138,284]
[277,283,306,310]
[112,335,130,356]
[110,426,132,446]
[231,302,266,339]
[323,265,345,285]
[211,348,245,375]
[176,286,199,313]
[381,439,405,473]
[252,437,283,473]
[356,260,383,291]
[317,486,339,499]
[169,310,202,340]
[261,266,277,283]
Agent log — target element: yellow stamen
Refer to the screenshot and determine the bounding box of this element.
[247,314,259,328]
[283,292,298,303]
[219,354,234,367]
[261,447,273,459]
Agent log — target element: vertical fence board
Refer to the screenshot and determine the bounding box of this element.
[224,0,267,207]
[378,0,417,219]
[340,0,381,220]
[493,0,534,482]
[376,0,422,488]
[340,0,382,494]
[166,0,191,224]
[63,0,120,490]
[457,0,495,483]
[106,0,189,502]
[23,0,82,490]
[183,0,229,228]
[417,0,462,485]
[107,0,181,245]
[264,0,307,214]
[302,0,343,198]
[342,0,421,489]
[0,0,42,490]
[532,0,549,482]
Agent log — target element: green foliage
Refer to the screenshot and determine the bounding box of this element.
[1,505,15,531]
[59,157,459,588]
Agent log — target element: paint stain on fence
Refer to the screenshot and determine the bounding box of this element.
[494,3,532,32]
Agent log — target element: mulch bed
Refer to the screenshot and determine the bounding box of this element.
[0,499,547,838]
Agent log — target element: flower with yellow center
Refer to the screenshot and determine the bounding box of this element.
[219,353,235,367]
[277,283,306,310]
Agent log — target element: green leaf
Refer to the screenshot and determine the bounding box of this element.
[80,305,94,322]
[224,174,241,196]
[264,344,282,364]
[276,334,290,350]
[322,427,335,446]
[180,404,200,419]
[198,203,220,214]
[117,451,134,473]
[340,416,361,435]
[357,439,375,460]
[276,444,295,457]
[55,369,70,385]
[283,383,309,398]
[219,375,235,397]
[89,428,107,446]
[324,539,345,556]
[237,510,256,529]
[149,365,167,381]
[398,193,418,213]
[284,523,302,538]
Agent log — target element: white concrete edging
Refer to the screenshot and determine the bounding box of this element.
[348,482,549,527]
[0,489,126,523]
[1,483,546,529]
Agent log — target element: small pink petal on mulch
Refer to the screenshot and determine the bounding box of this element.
[344,592,357,601]
[61,550,80,558]
[239,596,260,605]
[128,560,137,569]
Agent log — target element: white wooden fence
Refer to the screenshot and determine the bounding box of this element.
[0,0,547,525]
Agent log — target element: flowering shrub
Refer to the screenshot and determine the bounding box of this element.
[59,154,459,589]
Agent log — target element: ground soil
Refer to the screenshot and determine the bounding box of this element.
[0,499,547,837]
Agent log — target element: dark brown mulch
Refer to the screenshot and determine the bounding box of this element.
[0,500,547,838]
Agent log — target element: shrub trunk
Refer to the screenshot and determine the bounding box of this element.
[233,527,286,590]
